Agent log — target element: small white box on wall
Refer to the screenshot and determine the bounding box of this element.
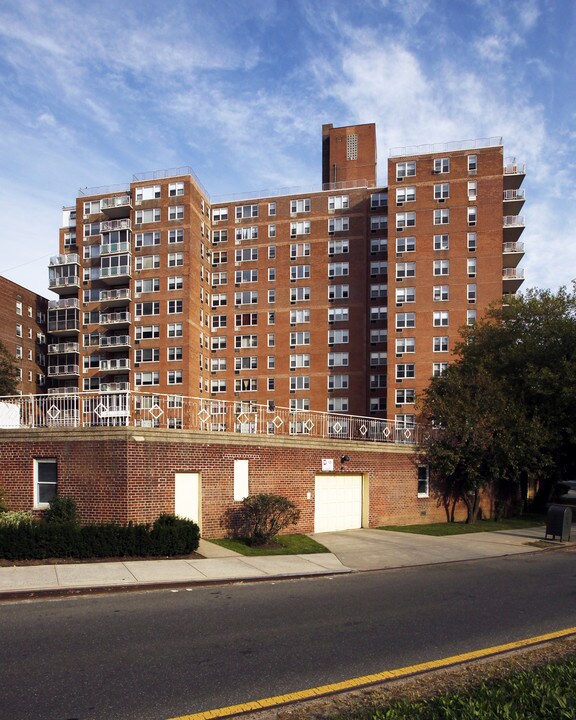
[321,458,334,472]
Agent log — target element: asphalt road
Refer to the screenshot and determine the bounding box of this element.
[2,549,576,720]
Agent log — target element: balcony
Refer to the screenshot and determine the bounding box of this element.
[100,358,130,372]
[503,267,525,293]
[99,264,131,285]
[503,188,526,215]
[47,342,80,355]
[48,298,79,310]
[100,382,130,392]
[100,288,131,306]
[98,335,131,350]
[101,218,132,232]
[100,195,132,219]
[503,241,525,268]
[100,311,131,327]
[502,215,525,242]
[48,254,81,294]
[100,241,131,256]
[47,386,79,395]
[503,159,526,190]
[47,364,80,377]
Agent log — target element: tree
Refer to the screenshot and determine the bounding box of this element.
[0,341,18,396]
[419,287,576,520]
[230,494,301,545]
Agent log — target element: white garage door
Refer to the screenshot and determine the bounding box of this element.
[314,474,363,533]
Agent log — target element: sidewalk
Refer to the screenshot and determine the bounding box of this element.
[0,526,571,599]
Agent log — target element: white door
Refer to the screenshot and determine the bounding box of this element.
[174,473,200,527]
[314,474,363,533]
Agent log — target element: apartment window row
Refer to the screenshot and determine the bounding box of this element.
[135,371,183,386]
[134,229,184,246]
[395,154,477,180]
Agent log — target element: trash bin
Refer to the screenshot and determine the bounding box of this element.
[545,505,572,541]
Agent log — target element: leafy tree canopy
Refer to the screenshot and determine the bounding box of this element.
[0,341,18,396]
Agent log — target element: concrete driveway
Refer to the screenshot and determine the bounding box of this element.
[309,526,553,571]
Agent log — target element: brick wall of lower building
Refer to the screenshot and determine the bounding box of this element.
[0,427,468,536]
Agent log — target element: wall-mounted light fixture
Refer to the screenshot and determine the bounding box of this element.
[341,454,350,463]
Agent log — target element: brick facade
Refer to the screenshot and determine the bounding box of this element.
[0,428,470,537]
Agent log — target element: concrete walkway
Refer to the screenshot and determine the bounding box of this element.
[0,525,571,599]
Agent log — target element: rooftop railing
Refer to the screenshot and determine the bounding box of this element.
[0,392,421,445]
[389,137,503,158]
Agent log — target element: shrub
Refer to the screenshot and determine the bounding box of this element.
[0,487,8,513]
[43,496,79,526]
[0,510,35,528]
[238,494,301,546]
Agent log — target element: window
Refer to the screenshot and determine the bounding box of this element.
[467,232,477,251]
[396,363,415,379]
[168,323,183,337]
[328,285,349,300]
[370,329,387,343]
[396,262,416,279]
[235,335,258,349]
[135,278,160,293]
[15,345,22,359]
[328,307,349,323]
[370,284,388,299]
[135,232,161,249]
[396,312,416,329]
[168,370,183,385]
[396,186,416,203]
[16,301,22,315]
[433,157,450,174]
[290,398,310,411]
[329,195,349,210]
[328,352,349,367]
[396,212,416,230]
[168,276,183,291]
[396,286,416,303]
[291,198,310,213]
[434,183,450,199]
[268,246,276,260]
[290,331,310,346]
[370,192,387,209]
[369,374,386,389]
[235,290,258,305]
[168,347,183,361]
[290,354,310,369]
[168,252,184,267]
[434,209,450,225]
[267,356,275,370]
[168,182,184,197]
[396,337,415,354]
[396,388,415,404]
[433,362,449,377]
[433,234,449,251]
[268,224,276,238]
[328,329,349,344]
[371,216,387,231]
[290,309,310,324]
[211,380,227,393]
[433,336,449,352]
[328,217,349,233]
[212,207,228,222]
[468,181,477,200]
[135,254,160,270]
[235,269,258,284]
[371,238,387,253]
[370,261,387,276]
[328,375,349,390]
[396,236,416,253]
[433,285,449,301]
[211,314,227,329]
[468,206,477,226]
[291,265,311,280]
[16,324,23,338]
[467,258,477,277]
[370,398,386,413]
[135,185,161,201]
[370,352,386,366]
[396,161,416,179]
[328,239,349,255]
[267,289,275,304]
[235,248,258,262]
[328,262,349,278]
[417,465,429,497]
[467,309,477,325]
[290,242,310,259]
[268,202,276,216]
[235,226,258,241]
[290,286,310,302]
[234,356,257,370]
[168,300,183,314]
[433,311,449,327]
[433,260,449,276]
[135,324,160,340]
[135,301,160,317]
[468,284,477,303]
[212,229,228,245]
[212,251,228,266]
[328,397,349,413]
[467,154,477,172]
[135,348,160,363]
[370,307,387,321]
[268,268,276,281]
[135,208,161,223]
[267,333,275,347]
[235,204,258,219]
[290,375,310,390]
[34,459,57,508]
[135,371,160,386]
[211,336,227,350]
[234,312,258,328]
[168,229,184,244]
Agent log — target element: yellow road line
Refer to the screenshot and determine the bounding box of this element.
[167,626,576,720]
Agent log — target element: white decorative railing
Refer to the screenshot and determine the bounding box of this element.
[0,392,421,444]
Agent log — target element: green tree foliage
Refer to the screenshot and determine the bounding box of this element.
[0,341,19,396]
[420,287,576,520]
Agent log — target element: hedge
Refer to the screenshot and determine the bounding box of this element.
[0,514,200,561]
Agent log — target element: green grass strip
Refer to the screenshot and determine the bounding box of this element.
[209,533,330,556]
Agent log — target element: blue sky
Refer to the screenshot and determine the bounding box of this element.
[0,0,574,295]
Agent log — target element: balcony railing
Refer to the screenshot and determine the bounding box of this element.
[503,268,525,280]
[98,335,131,349]
[49,254,80,267]
[48,276,80,290]
[503,161,526,175]
[100,312,131,325]
[100,288,131,303]
[100,242,131,256]
[48,298,79,310]
[100,265,131,279]
[503,215,525,227]
[0,392,422,444]
[100,196,132,212]
[100,359,130,371]
[503,189,525,201]
[47,364,80,377]
[101,219,132,232]
[503,242,525,254]
[47,321,79,333]
[47,342,80,355]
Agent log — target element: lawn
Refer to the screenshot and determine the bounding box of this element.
[209,534,329,556]
[379,515,546,536]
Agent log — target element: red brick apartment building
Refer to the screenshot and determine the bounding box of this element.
[46,123,525,424]
[0,276,48,395]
